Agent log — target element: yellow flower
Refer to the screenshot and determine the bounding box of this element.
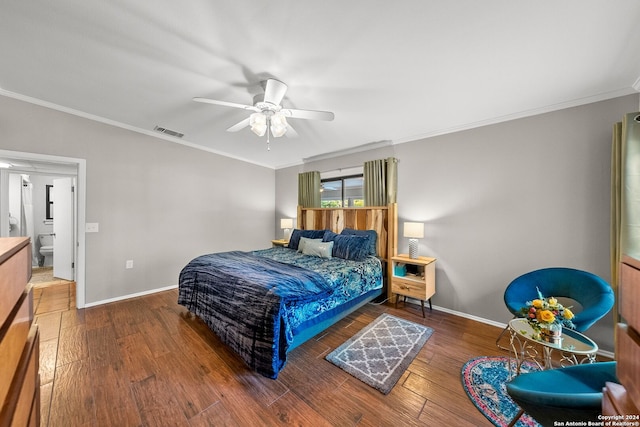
[548,297,558,307]
[532,299,544,308]
[563,308,574,320]
[537,310,556,323]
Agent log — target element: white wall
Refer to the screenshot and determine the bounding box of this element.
[0,95,275,304]
[30,175,53,238]
[29,175,54,266]
[8,173,21,237]
[276,94,640,353]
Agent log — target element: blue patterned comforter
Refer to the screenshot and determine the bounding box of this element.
[178,247,382,378]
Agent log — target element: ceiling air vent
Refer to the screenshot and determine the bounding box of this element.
[154,126,184,138]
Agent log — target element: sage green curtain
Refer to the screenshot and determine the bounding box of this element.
[611,121,622,326]
[364,157,398,206]
[298,171,321,207]
[611,112,640,326]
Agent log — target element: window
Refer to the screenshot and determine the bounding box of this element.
[321,175,364,207]
[46,184,53,220]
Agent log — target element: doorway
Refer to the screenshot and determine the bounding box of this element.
[0,150,87,308]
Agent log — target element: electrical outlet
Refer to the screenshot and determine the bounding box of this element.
[85,223,99,233]
[125,260,133,269]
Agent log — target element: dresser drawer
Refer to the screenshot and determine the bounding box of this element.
[0,288,33,406]
[616,323,640,411]
[0,240,30,329]
[620,262,640,332]
[0,325,40,427]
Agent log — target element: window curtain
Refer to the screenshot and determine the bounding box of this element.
[364,157,397,206]
[298,171,321,207]
[611,112,640,326]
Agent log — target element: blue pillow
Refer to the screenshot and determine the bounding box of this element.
[341,228,378,256]
[288,229,328,250]
[332,234,370,261]
[302,240,333,259]
[322,230,339,242]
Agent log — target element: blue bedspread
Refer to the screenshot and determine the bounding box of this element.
[178,251,333,378]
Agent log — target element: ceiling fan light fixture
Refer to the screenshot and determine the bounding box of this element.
[270,113,288,138]
[249,112,267,136]
[194,78,334,146]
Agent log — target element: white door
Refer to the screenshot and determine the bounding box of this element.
[53,177,74,280]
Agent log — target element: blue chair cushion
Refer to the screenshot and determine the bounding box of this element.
[503,267,614,332]
[506,362,618,424]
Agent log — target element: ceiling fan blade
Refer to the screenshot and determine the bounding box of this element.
[193,97,259,111]
[226,117,250,132]
[281,108,335,121]
[285,123,298,138]
[263,79,288,106]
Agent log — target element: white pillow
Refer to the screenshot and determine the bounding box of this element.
[302,240,334,259]
[297,237,322,253]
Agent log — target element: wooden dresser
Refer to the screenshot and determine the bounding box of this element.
[602,255,640,416]
[0,237,40,427]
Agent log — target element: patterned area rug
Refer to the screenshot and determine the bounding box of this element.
[326,313,433,394]
[461,356,541,427]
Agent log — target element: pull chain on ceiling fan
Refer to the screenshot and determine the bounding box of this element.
[193,79,334,150]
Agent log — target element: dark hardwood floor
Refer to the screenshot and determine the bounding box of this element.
[33,282,517,426]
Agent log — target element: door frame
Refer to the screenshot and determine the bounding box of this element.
[0,149,87,308]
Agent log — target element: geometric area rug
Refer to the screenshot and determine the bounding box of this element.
[326,313,433,394]
[461,356,542,427]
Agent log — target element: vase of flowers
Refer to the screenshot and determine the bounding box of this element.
[520,287,575,344]
[539,322,563,344]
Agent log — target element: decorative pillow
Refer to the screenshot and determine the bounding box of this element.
[302,240,334,259]
[341,228,378,256]
[331,234,370,261]
[322,230,339,242]
[297,237,322,253]
[288,229,328,250]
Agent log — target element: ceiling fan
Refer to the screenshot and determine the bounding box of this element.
[193,79,334,150]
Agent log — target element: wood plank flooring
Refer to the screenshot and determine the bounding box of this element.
[31,282,536,426]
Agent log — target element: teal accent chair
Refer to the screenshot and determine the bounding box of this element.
[497,267,614,349]
[506,361,618,426]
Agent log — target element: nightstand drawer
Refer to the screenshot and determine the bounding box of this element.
[392,279,426,299]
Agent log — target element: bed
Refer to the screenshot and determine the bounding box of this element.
[178,204,397,378]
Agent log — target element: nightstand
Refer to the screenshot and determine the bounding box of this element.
[271,239,289,247]
[391,254,436,317]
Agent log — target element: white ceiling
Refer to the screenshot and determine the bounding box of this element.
[1,1,639,169]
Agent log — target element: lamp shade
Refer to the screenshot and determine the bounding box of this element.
[270,113,288,137]
[250,112,267,136]
[404,222,424,239]
[280,218,293,229]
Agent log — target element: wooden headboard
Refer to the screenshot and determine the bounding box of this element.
[296,203,397,261]
[297,203,398,299]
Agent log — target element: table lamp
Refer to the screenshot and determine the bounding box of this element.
[280,218,293,241]
[404,222,424,259]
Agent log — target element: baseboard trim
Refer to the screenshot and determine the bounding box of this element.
[84,284,178,308]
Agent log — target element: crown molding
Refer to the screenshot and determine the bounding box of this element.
[0,89,276,170]
[394,87,639,145]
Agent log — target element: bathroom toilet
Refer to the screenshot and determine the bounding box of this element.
[38,234,54,267]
